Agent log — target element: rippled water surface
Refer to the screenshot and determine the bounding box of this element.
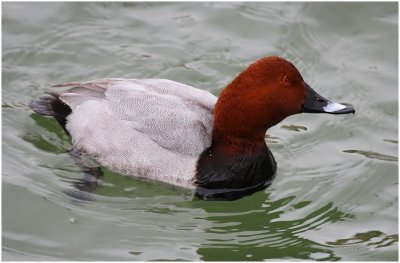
[2,2,398,261]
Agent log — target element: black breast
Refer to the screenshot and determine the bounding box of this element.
[194,143,277,200]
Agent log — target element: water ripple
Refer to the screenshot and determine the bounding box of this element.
[344,149,398,162]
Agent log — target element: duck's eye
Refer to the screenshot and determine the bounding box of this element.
[281,75,290,85]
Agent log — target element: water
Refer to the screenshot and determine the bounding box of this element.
[2,2,398,261]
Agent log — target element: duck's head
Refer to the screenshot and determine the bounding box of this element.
[213,56,355,144]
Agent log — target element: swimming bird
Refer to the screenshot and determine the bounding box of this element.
[30,56,355,200]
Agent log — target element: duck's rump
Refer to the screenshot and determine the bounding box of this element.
[31,78,218,188]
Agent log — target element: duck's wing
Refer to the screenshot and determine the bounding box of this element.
[58,78,217,157]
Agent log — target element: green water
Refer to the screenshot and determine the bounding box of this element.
[2,2,398,261]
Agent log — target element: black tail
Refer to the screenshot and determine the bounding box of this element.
[30,92,72,133]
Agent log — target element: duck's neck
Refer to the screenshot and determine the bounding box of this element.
[194,130,277,200]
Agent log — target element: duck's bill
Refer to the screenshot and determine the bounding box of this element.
[301,83,355,114]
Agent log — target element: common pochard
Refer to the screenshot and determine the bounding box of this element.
[31,56,355,200]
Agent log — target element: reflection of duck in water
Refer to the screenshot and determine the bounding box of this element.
[195,194,347,261]
[31,56,354,200]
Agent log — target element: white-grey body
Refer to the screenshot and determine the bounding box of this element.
[58,79,217,188]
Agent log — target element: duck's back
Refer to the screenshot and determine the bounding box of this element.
[39,79,217,188]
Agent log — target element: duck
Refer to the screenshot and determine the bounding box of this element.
[30,56,355,200]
